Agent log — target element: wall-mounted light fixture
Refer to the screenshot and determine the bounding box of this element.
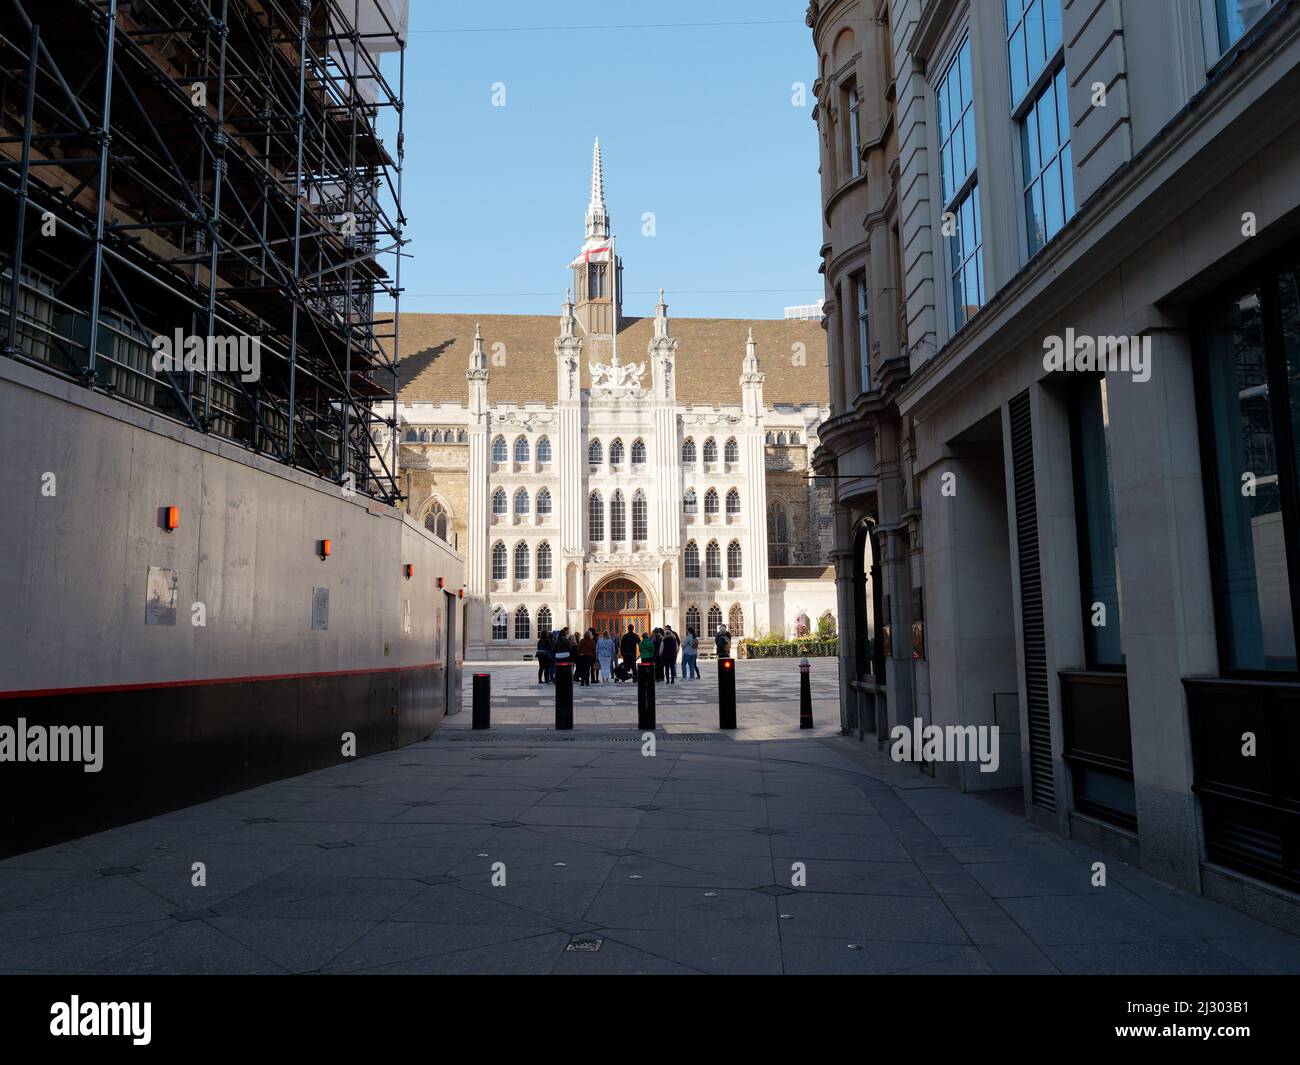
[404,564,414,580]
[165,506,180,532]
[319,539,332,560]
[437,577,444,589]
[458,588,464,599]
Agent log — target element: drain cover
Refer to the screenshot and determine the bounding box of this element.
[473,753,535,761]
[565,937,604,952]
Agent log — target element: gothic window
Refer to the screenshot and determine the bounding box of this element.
[684,489,697,514]
[514,542,530,580]
[432,430,443,443]
[685,605,701,633]
[632,491,648,542]
[728,604,745,636]
[537,605,553,633]
[706,540,722,579]
[703,437,718,467]
[789,431,800,444]
[537,541,553,580]
[588,491,604,541]
[492,435,507,463]
[777,432,788,445]
[682,437,696,464]
[514,605,531,640]
[724,437,739,465]
[707,604,723,636]
[514,436,530,463]
[424,500,449,541]
[514,488,530,515]
[609,438,625,466]
[492,606,508,640]
[684,541,700,579]
[726,489,740,515]
[727,540,743,578]
[536,488,553,516]
[587,262,607,299]
[405,428,417,442]
[588,439,603,465]
[610,491,626,542]
[765,431,774,444]
[492,488,507,516]
[767,500,790,566]
[420,429,430,442]
[457,429,466,442]
[631,438,646,465]
[537,436,552,463]
[704,489,719,515]
[491,542,507,582]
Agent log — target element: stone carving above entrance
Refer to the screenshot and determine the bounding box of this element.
[589,355,646,398]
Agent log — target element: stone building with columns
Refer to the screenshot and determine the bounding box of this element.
[385,140,837,659]
[809,0,1300,932]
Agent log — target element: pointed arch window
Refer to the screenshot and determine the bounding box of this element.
[609,438,625,467]
[424,500,449,541]
[514,605,531,640]
[588,491,604,541]
[705,540,722,579]
[514,488,530,515]
[776,431,788,446]
[405,428,418,442]
[457,429,467,442]
[432,430,443,443]
[683,489,697,515]
[728,604,745,636]
[491,542,507,582]
[685,604,701,633]
[537,605,553,633]
[767,501,790,566]
[789,431,800,444]
[632,491,648,542]
[707,605,723,637]
[514,542,530,580]
[631,439,646,465]
[610,491,626,542]
[537,541,553,580]
[491,606,508,640]
[765,431,774,444]
[684,541,700,579]
[492,436,507,463]
[588,439,603,466]
[704,489,719,515]
[536,488,553,516]
[537,436,552,463]
[492,488,507,516]
[724,437,739,465]
[703,437,718,468]
[682,437,696,464]
[514,436,530,463]
[727,540,743,579]
[420,429,430,442]
[726,488,740,515]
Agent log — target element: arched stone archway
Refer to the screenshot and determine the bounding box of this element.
[587,574,652,638]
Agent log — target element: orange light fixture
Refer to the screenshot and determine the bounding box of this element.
[165,505,180,531]
[437,577,444,589]
[404,564,414,580]
[320,538,332,560]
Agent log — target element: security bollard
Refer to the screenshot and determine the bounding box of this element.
[637,662,656,730]
[718,656,737,730]
[555,661,573,730]
[799,656,813,729]
[472,673,491,730]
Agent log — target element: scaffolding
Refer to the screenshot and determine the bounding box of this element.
[0,0,407,502]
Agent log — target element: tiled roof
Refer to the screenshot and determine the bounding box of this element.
[396,313,829,408]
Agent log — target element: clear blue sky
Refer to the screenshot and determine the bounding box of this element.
[378,1,823,321]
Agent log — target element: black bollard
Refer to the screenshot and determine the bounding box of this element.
[472,673,491,730]
[799,657,813,729]
[637,662,656,730]
[718,656,736,729]
[555,660,573,730]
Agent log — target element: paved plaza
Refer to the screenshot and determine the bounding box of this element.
[2,659,1300,974]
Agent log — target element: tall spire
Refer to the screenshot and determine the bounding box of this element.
[585,136,609,241]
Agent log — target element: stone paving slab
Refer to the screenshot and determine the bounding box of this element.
[2,660,1300,974]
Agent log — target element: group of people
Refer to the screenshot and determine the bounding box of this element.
[534,623,732,686]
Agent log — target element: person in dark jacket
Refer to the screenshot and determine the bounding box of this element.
[577,630,596,686]
[620,625,639,675]
[652,627,664,682]
[536,631,552,683]
[659,626,679,684]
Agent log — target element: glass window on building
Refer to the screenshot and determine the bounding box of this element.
[936,36,983,330]
[1200,269,1300,671]
[1068,376,1123,667]
[492,607,508,640]
[855,273,871,392]
[1213,0,1277,55]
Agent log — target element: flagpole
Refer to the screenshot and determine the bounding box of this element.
[611,233,618,363]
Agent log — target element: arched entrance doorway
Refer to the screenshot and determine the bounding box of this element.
[589,576,651,638]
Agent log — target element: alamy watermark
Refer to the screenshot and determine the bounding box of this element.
[151,328,261,382]
[890,717,1001,774]
[1042,328,1151,383]
[0,719,103,772]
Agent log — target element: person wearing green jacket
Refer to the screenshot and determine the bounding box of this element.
[639,632,656,669]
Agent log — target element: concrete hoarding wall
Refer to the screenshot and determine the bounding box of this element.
[0,360,464,854]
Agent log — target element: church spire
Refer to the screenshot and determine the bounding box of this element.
[585,137,609,241]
